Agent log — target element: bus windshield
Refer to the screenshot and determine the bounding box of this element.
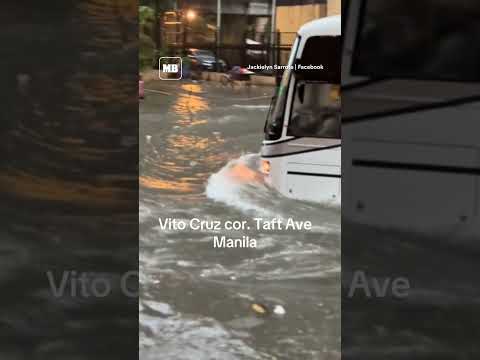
[288,35,341,139]
[353,0,480,81]
[264,37,299,140]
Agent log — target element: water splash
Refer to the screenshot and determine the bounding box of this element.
[206,154,280,216]
[206,153,341,220]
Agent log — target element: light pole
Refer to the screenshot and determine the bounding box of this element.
[271,0,278,83]
[216,0,222,72]
[271,0,276,44]
[270,0,277,65]
[217,0,221,45]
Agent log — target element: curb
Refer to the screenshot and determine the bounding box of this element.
[140,70,276,87]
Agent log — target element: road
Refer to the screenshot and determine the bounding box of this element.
[139,79,340,360]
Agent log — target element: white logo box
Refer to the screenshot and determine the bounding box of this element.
[159,57,183,80]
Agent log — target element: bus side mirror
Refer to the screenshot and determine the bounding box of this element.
[298,83,305,104]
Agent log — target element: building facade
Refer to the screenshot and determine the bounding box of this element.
[276,0,340,38]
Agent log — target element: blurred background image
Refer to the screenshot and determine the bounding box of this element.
[0,2,138,359]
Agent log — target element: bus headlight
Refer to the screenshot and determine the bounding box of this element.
[261,160,271,175]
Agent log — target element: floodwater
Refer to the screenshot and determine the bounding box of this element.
[139,80,340,360]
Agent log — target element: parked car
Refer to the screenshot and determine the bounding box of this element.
[187,49,227,72]
[246,38,267,58]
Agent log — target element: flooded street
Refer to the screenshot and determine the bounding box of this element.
[139,80,340,359]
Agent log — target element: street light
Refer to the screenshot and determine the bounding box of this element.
[183,10,196,53]
[186,9,196,22]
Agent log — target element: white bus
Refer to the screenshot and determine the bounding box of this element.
[261,1,480,237]
[260,15,341,205]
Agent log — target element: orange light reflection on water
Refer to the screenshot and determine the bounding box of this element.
[181,83,203,94]
[142,133,226,194]
[139,176,195,193]
[172,83,209,121]
[141,82,231,194]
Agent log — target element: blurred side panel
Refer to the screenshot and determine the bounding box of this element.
[342,0,480,358]
[0,1,138,359]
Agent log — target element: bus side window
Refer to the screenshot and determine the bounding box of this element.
[287,81,341,139]
[353,0,480,81]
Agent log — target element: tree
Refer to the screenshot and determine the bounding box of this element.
[139,5,156,69]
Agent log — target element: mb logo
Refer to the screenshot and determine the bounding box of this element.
[163,64,178,73]
[159,57,182,80]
